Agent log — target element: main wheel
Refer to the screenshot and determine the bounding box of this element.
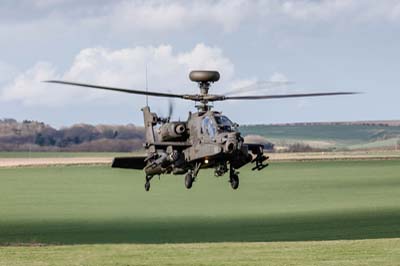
[145,181,150,191]
[144,175,153,191]
[230,174,239,190]
[185,173,193,189]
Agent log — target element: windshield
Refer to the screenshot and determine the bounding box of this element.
[202,116,216,139]
[215,115,234,132]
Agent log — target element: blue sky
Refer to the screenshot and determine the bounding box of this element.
[0,0,399,127]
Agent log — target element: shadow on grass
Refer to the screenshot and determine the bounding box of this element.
[1,208,400,245]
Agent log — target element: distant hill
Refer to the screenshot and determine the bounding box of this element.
[0,119,145,152]
[1,119,399,152]
[265,120,400,127]
[240,121,400,151]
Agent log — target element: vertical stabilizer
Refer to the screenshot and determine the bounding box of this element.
[142,106,157,145]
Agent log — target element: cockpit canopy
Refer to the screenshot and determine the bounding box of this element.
[201,113,236,139]
[214,115,235,132]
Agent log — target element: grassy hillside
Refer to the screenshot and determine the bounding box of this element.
[240,124,400,149]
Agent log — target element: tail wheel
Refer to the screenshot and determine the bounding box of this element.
[185,173,193,189]
[230,174,239,190]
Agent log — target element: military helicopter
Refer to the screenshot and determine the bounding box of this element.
[46,70,357,191]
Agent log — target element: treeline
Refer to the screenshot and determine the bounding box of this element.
[0,119,145,152]
[265,121,400,127]
[0,118,334,153]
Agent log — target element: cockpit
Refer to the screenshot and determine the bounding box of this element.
[201,113,236,140]
[201,116,217,139]
[214,115,235,132]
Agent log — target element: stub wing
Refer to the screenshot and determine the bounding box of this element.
[244,143,269,171]
[112,156,147,170]
[244,143,265,154]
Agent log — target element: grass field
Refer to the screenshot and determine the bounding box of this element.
[0,152,134,158]
[1,160,400,265]
[1,239,399,266]
[240,124,400,149]
[240,124,400,143]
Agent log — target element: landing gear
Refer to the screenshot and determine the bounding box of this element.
[230,173,239,190]
[144,175,153,191]
[229,165,239,190]
[145,181,150,191]
[185,172,193,189]
[184,162,201,189]
[214,163,228,177]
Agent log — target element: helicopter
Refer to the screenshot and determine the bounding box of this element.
[46,70,357,191]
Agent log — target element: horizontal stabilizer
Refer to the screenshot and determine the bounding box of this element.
[112,156,147,170]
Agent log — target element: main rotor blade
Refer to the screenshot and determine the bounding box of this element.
[44,80,186,99]
[223,92,359,101]
[224,81,293,96]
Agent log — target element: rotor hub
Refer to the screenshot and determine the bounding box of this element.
[189,70,220,112]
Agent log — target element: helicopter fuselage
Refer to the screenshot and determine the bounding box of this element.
[141,106,255,179]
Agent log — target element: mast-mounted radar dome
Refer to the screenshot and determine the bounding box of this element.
[189,70,220,83]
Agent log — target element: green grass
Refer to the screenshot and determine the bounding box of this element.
[1,239,399,266]
[1,160,400,245]
[348,138,400,150]
[241,124,400,148]
[241,124,400,142]
[1,160,400,265]
[0,151,134,158]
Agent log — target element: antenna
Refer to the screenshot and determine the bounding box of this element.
[145,64,148,106]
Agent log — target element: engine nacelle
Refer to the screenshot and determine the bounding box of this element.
[159,122,187,141]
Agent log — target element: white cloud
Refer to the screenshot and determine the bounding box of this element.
[88,0,251,33]
[88,1,400,32]
[84,1,400,24]
[1,62,67,106]
[0,44,235,106]
[279,0,400,23]
[177,44,234,82]
[110,2,187,31]
[280,0,356,21]
[3,1,400,36]
[269,72,289,83]
[0,61,17,83]
[226,72,292,96]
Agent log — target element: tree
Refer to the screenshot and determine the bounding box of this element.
[34,133,45,146]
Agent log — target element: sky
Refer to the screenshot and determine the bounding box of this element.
[0,0,399,127]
